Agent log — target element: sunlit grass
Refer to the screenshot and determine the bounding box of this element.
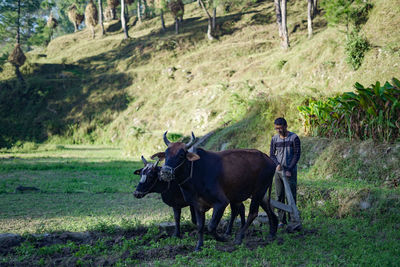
[1,144,399,265]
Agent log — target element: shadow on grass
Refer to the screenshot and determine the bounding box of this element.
[0,62,133,148]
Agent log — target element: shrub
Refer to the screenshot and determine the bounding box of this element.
[298,78,400,142]
[345,30,370,70]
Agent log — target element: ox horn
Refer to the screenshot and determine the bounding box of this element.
[185,132,196,149]
[163,131,171,146]
[141,155,148,165]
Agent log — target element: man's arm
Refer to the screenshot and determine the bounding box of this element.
[270,138,279,167]
[287,136,301,171]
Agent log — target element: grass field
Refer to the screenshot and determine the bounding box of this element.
[1,144,399,266]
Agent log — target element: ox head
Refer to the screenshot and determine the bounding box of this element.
[151,131,200,182]
[133,156,160,198]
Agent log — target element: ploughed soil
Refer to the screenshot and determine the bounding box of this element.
[0,224,318,266]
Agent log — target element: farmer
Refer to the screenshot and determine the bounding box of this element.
[270,117,301,227]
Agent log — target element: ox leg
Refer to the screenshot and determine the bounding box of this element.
[208,201,228,242]
[172,207,182,238]
[225,203,238,235]
[225,203,245,235]
[238,202,246,229]
[234,200,259,245]
[194,209,205,251]
[260,198,278,240]
[189,205,197,225]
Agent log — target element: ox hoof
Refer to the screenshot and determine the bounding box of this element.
[215,234,227,242]
[172,233,182,239]
[286,223,302,233]
[209,230,227,242]
[266,234,276,242]
[233,237,242,245]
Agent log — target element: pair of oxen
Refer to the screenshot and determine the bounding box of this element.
[133,132,278,251]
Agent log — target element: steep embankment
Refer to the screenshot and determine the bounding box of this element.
[0,0,399,155]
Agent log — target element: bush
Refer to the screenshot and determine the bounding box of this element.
[298,78,400,141]
[345,30,370,70]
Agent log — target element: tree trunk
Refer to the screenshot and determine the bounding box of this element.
[14,65,24,83]
[160,9,166,31]
[17,0,21,44]
[143,0,148,18]
[307,0,313,38]
[121,0,129,38]
[198,0,215,40]
[175,18,179,34]
[281,0,289,49]
[274,0,283,38]
[137,0,142,23]
[99,0,105,36]
[312,0,318,18]
[212,7,216,30]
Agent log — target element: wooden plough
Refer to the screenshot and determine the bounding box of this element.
[269,170,302,232]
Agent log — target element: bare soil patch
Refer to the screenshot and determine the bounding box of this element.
[1,224,319,266]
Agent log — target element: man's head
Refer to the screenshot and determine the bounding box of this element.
[274,117,288,137]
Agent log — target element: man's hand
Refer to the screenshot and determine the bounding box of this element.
[276,165,282,171]
[285,171,291,177]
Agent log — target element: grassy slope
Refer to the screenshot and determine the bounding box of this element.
[1,0,399,156]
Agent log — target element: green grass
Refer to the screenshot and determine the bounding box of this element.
[1,144,399,266]
[0,146,186,235]
[1,0,400,154]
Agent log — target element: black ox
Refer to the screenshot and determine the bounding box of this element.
[151,132,278,251]
[133,155,246,238]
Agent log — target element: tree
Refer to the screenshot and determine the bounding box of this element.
[307,0,313,38]
[0,0,43,82]
[137,0,142,23]
[312,0,318,17]
[0,0,42,51]
[320,0,372,33]
[121,0,129,38]
[198,0,215,40]
[98,0,106,35]
[274,0,289,49]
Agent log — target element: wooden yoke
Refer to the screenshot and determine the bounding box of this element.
[269,170,302,232]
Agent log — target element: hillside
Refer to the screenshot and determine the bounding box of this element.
[0,0,399,155]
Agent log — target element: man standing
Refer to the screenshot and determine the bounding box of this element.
[270,117,301,227]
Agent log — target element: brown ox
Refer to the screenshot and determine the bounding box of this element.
[152,132,278,251]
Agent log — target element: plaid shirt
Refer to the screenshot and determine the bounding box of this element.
[270,131,301,172]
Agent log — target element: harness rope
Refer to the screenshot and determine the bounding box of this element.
[178,160,194,186]
[139,166,170,195]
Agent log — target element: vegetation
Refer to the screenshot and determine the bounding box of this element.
[0,142,399,265]
[298,78,400,141]
[345,29,370,70]
[0,0,398,154]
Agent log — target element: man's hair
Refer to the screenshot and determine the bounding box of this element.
[274,117,287,126]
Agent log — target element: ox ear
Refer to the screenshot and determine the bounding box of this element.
[134,169,142,175]
[151,152,165,161]
[186,152,200,161]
